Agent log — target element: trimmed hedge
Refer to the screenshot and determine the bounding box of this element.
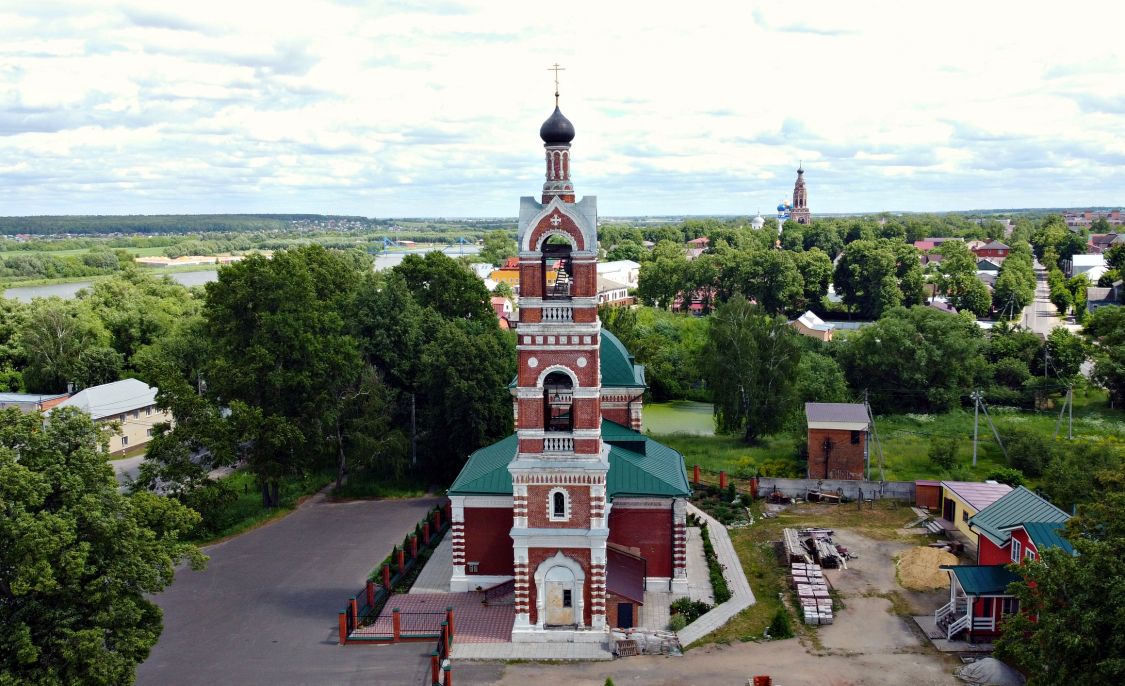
[699,522,733,603]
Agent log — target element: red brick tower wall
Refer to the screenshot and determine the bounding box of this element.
[607,507,673,578]
[462,508,515,576]
[806,428,866,480]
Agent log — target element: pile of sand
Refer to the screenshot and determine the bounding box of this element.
[896,547,958,591]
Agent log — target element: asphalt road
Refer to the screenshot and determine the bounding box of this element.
[1022,263,1064,339]
[137,492,502,686]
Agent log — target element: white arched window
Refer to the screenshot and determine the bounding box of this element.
[548,488,569,522]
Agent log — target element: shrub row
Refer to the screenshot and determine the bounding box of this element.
[699,522,733,603]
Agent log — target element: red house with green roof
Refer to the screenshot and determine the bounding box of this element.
[936,487,1073,641]
[447,96,691,643]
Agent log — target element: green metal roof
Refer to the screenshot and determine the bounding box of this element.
[447,433,516,495]
[942,565,1021,596]
[968,486,1070,548]
[600,330,646,388]
[1017,521,1076,556]
[448,419,689,498]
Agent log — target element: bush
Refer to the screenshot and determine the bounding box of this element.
[985,466,1026,487]
[667,614,687,632]
[182,479,239,537]
[767,607,794,639]
[1003,427,1057,477]
[670,597,712,623]
[699,524,732,603]
[928,435,959,470]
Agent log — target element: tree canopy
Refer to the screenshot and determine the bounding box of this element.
[0,407,204,685]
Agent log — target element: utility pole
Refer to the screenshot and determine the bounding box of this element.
[971,390,980,467]
[1068,386,1073,440]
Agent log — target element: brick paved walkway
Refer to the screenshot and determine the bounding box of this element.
[351,592,514,644]
[675,503,756,646]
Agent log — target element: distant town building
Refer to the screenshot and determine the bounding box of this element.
[596,276,633,306]
[968,240,1010,260]
[1064,210,1123,229]
[595,260,640,289]
[1088,232,1125,253]
[751,213,766,230]
[790,166,811,225]
[1069,254,1108,282]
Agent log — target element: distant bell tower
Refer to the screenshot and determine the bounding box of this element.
[508,69,608,642]
[791,164,812,225]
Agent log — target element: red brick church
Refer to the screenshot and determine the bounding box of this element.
[448,96,691,642]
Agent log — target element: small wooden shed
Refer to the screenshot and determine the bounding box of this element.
[915,480,942,510]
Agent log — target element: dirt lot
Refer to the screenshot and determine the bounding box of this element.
[464,523,962,686]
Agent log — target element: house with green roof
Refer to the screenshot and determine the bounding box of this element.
[934,487,1073,642]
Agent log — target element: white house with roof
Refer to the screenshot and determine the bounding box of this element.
[1069,254,1108,283]
[790,310,836,341]
[596,260,640,289]
[53,378,171,455]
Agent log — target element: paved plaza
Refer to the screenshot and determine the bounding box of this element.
[136,493,502,686]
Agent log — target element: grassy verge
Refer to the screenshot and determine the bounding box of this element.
[190,469,334,544]
[653,433,802,476]
[330,471,429,500]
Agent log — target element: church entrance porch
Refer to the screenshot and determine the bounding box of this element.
[545,565,578,626]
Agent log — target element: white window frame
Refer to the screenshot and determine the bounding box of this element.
[548,487,570,522]
[121,435,129,447]
[1011,538,1022,562]
[1025,548,1035,561]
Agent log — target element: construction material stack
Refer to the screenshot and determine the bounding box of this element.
[790,563,833,625]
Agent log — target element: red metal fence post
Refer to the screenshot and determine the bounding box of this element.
[422,521,431,545]
[431,651,440,685]
[366,580,375,609]
[411,534,419,559]
[397,548,405,574]
[693,464,700,485]
[443,663,452,686]
[338,612,348,645]
[383,563,391,591]
[719,470,727,489]
[349,598,358,632]
[446,607,454,644]
[392,608,401,641]
[442,620,450,653]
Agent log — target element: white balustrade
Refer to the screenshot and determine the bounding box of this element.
[541,305,573,323]
[543,436,574,453]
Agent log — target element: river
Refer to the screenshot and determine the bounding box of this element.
[2,246,480,302]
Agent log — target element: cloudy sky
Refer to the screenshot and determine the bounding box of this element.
[2,1,1124,217]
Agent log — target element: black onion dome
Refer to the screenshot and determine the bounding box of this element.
[539,106,575,144]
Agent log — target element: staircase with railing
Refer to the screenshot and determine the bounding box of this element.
[935,597,969,640]
[479,578,515,606]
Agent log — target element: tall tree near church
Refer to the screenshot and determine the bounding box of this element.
[202,246,362,507]
[704,296,802,444]
[0,407,204,685]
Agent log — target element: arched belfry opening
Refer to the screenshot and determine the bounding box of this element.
[543,370,574,432]
[542,236,573,300]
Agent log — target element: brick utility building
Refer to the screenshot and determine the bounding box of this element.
[447,95,691,643]
[805,402,870,480]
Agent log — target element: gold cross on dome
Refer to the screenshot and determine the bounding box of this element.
[548,63,565,104]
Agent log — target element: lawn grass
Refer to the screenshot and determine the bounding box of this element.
[191,469,334,544]
[330,471,430,500]
[650,390,1125,483]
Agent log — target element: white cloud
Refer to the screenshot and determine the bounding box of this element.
[1,0,1124,216]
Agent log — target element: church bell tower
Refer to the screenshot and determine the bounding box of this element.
[508,80,608,641]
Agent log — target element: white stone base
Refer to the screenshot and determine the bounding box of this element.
[449,573,512,593]
[511,625,610,644]
[670,575,690,595]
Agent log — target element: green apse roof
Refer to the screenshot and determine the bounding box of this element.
[507,329,645,389]
[941,565,1021,596]
[449,419,690,498]
[599,330,646,388]
[968,486,1070,548]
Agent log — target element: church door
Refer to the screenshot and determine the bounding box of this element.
[544,566,577,626]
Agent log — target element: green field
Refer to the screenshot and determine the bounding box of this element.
[0,246,170,259]
[646,391,1125,482]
